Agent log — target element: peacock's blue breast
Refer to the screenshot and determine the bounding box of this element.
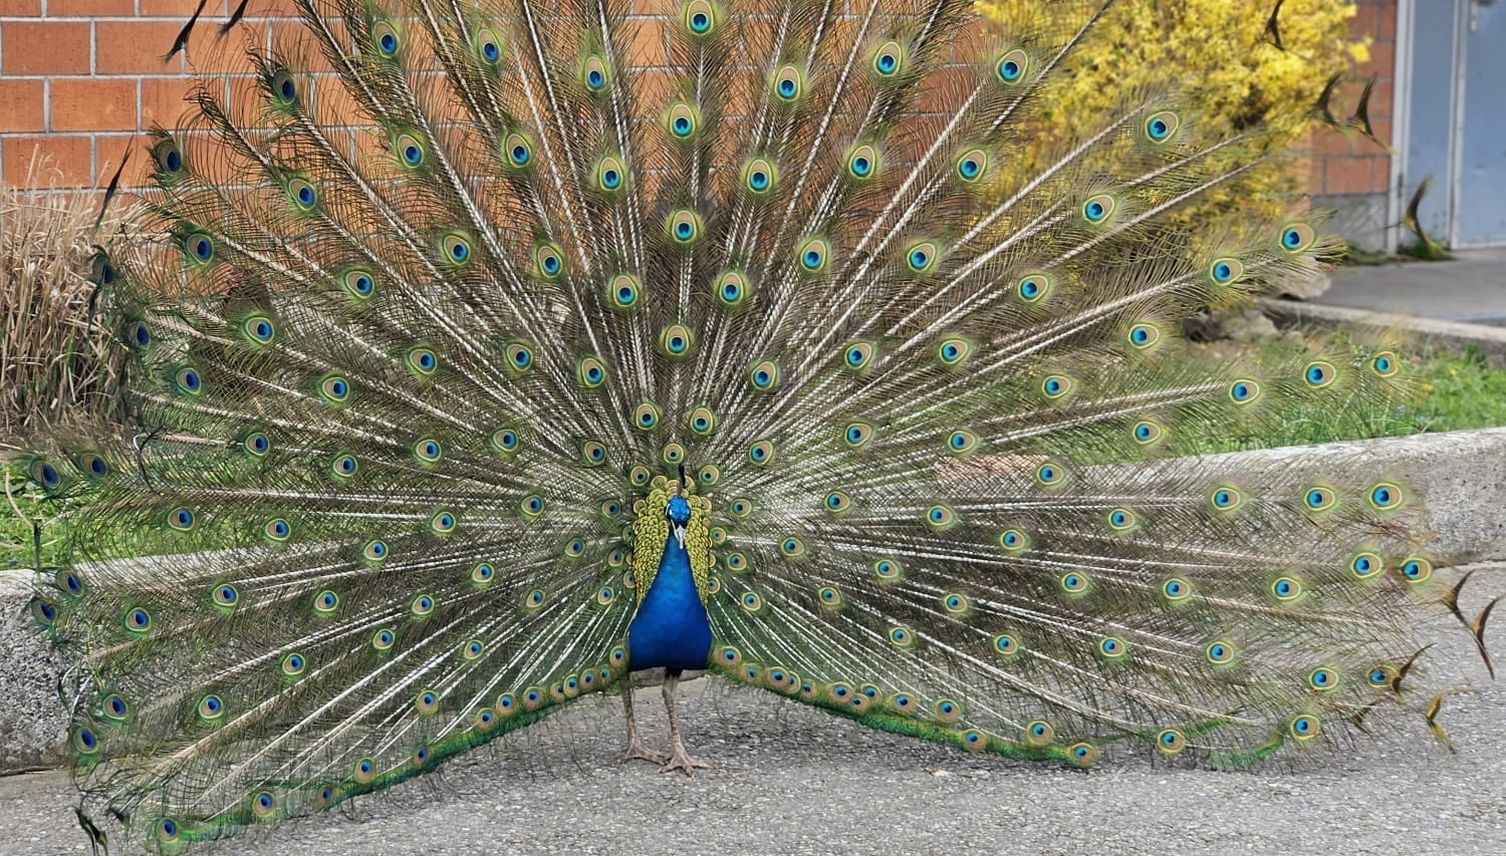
[627,534,712,671]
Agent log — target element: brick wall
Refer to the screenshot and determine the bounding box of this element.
[1307,0,1397,199]
[2,1,1401,197]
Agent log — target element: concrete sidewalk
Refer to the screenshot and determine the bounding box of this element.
[1320,248,1506,324]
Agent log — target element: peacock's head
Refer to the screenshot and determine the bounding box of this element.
[666,495,692,548]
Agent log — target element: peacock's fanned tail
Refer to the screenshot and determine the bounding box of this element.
[21,0,1465,849]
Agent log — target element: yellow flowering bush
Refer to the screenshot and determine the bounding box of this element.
[976,0,1366,222]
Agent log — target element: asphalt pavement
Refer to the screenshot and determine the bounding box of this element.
[2,591,1504,856]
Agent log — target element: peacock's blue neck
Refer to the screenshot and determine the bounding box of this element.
[626,530,712,671]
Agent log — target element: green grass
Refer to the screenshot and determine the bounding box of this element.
[7,350,1506,574]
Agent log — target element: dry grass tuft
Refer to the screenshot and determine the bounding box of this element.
[1,155,138,448]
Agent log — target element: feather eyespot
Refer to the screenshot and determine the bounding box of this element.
[937,337,972,366]
[682,0,717,35]
[184,233,214,265]
[1157,729,1187,754]
[1370,350,1399,377]
[772,64,805,102]
[955,149,988,185]
[1209,257,1244,285]
[580,55,611,92]
[743,158,776,195]
[1035,461,1064,486]
[330,453,358,479]
[313,589,339,614]
[998,528,1027,551]
[906,240,939,273]
[1280,223,1316,253]
[688,406,717,435]
[666,210,702,245]
[361,539,388,563]
[442,233,473,266]
[263,517,291,542]
[1270,575,1303,601]
[471,562,495,586]
[287,177,317,212]
[715,270,749,307]
[503,133,532,168]
[1107,507,1137,531]
[659,324,694,357]
[474,29,502,65]
[632,402,662,431]
[666,103,699,140]
[395,134,425,168]
[797,237,830,273]
[152,138,184,175]
[608,273,642,309]
[1303,360,1336,388]
[505,343,534,373]
[1288,714,1320,740]
[1016,272,1052,303]
[1144,110,1180,142]
[281,652,307,677]
[342,269,376,300]
[594,155,626,192]
[580,439,608,467]
[167,506,195,532]
[1401,556,1432,583]
[1082,194,1115,224]
[924,504,957,530]
[749,360,779,391]
[845,144,879,181]
[196,694,224,721]
[1131,420,1163,445]
[270,69,298,106]
[994,48,1028,83]
[887,625,915,648]
[372,22,400,58]
[491,428,520,455]
[872,40,905,77]
[1162,577,1191,602]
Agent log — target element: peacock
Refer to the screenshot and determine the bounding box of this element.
[18,0,1501,850]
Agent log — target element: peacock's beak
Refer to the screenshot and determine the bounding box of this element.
[673,522,687,549]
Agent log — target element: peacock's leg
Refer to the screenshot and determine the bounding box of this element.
[619,675,668,765]
[659,668,712,776]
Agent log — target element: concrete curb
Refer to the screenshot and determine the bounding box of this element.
[2,427,1505,775]
[1260,297,1506,365]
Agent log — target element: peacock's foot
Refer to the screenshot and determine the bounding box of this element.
[658,747,712,777]
[619,739,668,766]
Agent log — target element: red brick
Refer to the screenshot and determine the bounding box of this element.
[141,76,200,128]
[97,21,195,74]
[1,22,91,75]
[94,134,152,188]
[1362,43,1395,78]
[138,0,227,16]
[240,0,299,18]
[50,79,138,132]
[49,0,134,14]
[3,135,93,188]
[0,80,45,132]
[1322,155,1381,195]
[1375,1,1397,42]
[0,0,42,15]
